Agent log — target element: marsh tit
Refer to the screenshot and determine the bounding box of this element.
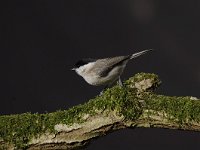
[72,49,153,89]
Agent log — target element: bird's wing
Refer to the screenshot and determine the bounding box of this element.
[95,55,130,77]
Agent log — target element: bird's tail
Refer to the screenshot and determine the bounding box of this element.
[130,49,153,59]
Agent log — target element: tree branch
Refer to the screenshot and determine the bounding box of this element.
[0,73,200,150]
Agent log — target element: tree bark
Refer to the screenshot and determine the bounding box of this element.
[0,73,199,150]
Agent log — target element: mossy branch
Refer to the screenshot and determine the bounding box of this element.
[0,73,200,150]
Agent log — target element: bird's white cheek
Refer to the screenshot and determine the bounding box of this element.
[76,63,95,75]
[75,68,84,76]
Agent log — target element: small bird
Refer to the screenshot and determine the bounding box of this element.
[72,49,153,90]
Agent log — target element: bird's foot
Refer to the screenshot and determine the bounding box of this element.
[99,90,104,96]
[118,77,123,87]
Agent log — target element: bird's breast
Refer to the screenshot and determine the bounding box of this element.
[83,64,126,86]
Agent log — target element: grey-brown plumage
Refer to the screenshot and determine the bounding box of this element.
[72,49,153,88]
[94,55,130,77]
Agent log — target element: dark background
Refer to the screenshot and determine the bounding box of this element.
[1,0,200,149]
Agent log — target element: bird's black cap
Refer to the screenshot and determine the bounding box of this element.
[74,58,96,69]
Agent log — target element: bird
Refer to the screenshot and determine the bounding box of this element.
[72,49,153,92]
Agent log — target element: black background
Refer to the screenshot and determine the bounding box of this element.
[1,0,200,149]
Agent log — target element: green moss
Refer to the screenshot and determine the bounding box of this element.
[125,72,161,91]
[0,74,143,149]
[145,94,200,124]
[0,113,57,149]
[93,86,142,120]
[1,72,199,149]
